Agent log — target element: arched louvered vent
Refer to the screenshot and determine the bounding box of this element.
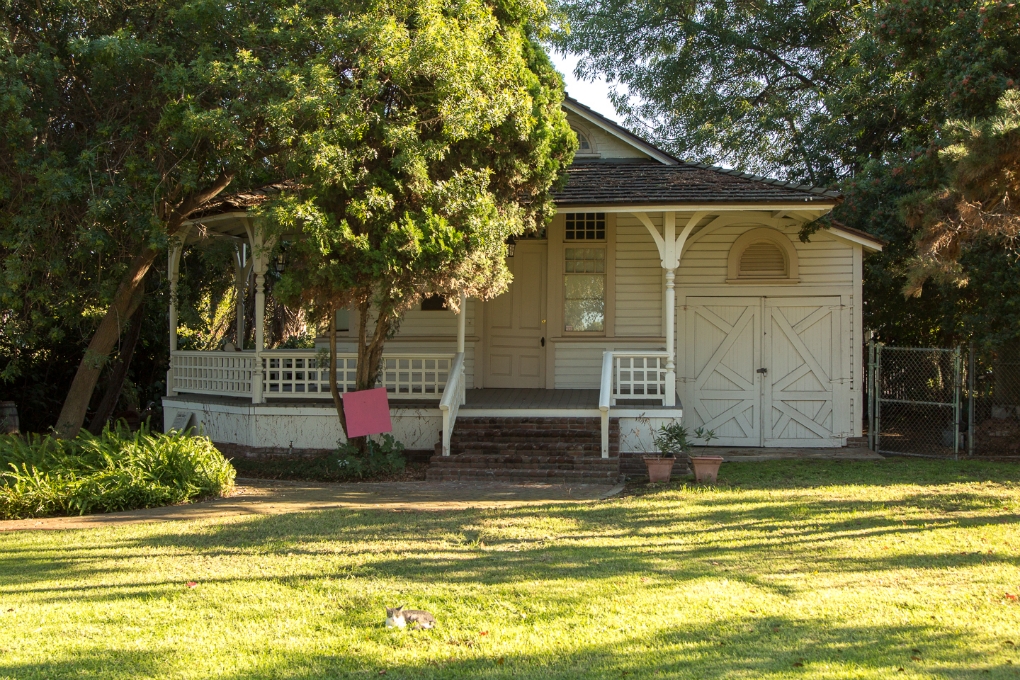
[739,241,787,277]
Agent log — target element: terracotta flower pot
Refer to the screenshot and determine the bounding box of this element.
[643,456,676,483]
[689,456,724,484]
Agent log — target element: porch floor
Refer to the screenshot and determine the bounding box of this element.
[463,388,678,410]
[164,388,679,410]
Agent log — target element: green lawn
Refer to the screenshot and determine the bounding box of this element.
[1,459,1019,679]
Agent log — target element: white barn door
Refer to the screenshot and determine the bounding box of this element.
[683,297,762,446]
[763,298,844,447]
[683,296,847,447]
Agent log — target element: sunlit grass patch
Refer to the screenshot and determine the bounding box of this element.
[0,458,1018,678]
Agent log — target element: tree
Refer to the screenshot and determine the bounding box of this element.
[1,0,310,437]
[552,0,1020,347]
[271,2,575,439]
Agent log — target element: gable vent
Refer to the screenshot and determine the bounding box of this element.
[739,241,786,277]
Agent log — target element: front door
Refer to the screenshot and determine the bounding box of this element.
[683,296,845,447]
[485,242,547,388]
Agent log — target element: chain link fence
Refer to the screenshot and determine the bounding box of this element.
[869,344,962,457]
[969,353,1020,457]
[867,341,1020,458]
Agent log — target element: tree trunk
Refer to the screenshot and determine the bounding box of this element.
[54,248,157,438]
[87,284,146,434]
[53,171,235,439]
[329,307,349,437]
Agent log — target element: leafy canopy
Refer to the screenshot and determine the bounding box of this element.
[271,0,574,394]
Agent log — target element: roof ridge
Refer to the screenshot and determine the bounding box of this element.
[677,159,841,198]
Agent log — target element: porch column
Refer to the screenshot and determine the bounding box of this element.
[166,228,191,396]
[457,292,466,354]
[634,209,706,409]
[233,244,250,348]
[664,268,677,406]
[247,221,270,404]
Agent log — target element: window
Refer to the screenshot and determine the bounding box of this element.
[421,294,448,311]
[575,130,592,152]
[565,212,606,240]
[335,309,349,331]
[564,248,605,332]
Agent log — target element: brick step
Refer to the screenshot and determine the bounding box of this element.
[450,442,603,452]
[426,468,621,483]
[431,453,619,466]
[450,429,606,440]
[452,417,603,426]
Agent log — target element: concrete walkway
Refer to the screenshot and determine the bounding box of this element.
[0,479,622,532]
[700,446,883,462]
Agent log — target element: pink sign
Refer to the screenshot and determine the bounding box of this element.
[342,387,393,438]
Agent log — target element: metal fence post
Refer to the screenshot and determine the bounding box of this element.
[875,342,882,454]
[968,342,975,457]
[868,335,876,450]
[953,346,962,459]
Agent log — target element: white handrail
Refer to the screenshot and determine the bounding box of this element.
[439,352,466,456]
[599,351,614,458]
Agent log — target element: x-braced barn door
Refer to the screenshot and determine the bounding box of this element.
[683,297,846,447]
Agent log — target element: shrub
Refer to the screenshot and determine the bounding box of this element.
[334,434,407,479]
[0,424,235,519]
[652,422,717,456]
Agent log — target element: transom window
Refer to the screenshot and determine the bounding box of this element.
[565,212,606,240]
[564,247,605,333]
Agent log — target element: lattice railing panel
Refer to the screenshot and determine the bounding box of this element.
[614,354,667,401]
[263,351,451,399]
[171,351,254,397]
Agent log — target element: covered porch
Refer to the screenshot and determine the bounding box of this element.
[165,209,682,457]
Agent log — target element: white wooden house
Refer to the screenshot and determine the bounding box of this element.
[163,97,883,474]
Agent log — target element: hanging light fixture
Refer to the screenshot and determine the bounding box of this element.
[505,234,516,257]
[274,244,288,272]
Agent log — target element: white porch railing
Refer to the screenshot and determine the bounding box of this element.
[599,350,672,457]
[170,350,255,397]
[262,351,452,398]
[170,349,453,401]
[439,352,466,456]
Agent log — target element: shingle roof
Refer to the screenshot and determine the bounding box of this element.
[553,161,842,206]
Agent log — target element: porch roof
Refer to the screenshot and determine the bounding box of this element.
[552,161,842,207]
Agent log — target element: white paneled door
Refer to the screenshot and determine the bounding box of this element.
[683,296,847,447]
[484,242,547,388]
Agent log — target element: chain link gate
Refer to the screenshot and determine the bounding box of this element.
[868,342,963,458]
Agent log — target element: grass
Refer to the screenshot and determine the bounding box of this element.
[1,458,1019,679]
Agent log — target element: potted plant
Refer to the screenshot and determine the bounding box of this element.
[646,422,691,483]
[688,427,722,483]
[647,422,720,484]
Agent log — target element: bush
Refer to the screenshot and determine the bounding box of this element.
[0,423,235,519]
[334,434,406,479]
[229,434,409,483]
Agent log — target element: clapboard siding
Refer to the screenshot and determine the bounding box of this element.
[554,344,605,389]
[615,214,662,336]
[678,224,854,286]
[567,111,650,160]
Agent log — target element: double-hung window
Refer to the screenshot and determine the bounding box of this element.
[563,213,606,333]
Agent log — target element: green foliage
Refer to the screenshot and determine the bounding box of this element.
[554,0,1020,348]
[0,423,235,519]
[269,0,575,395]
[334,434,407,479]
[652,422,716,457]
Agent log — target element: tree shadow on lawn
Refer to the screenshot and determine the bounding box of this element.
[3,490,1017,606]
[2,616,1011,679]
